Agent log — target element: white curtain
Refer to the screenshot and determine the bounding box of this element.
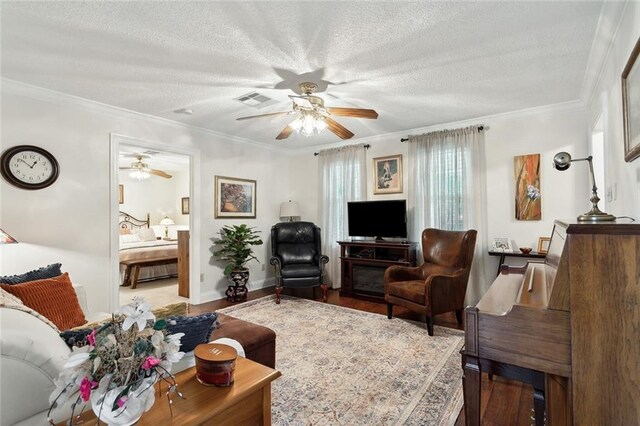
[317,144,367,288]
[407,126,491,305]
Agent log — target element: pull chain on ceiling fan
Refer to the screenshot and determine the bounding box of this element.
[236,82,378,140]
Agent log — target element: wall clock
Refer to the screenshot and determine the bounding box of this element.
[0,145,60,190]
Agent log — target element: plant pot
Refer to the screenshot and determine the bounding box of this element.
[225,269,249,302]
[90,376,156,426]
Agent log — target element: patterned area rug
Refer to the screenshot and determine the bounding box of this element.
[218,295,464,425]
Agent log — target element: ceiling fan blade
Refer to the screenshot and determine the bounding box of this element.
[325,117,354,140]
[275,125,295,140]
[236,111,291,121]
[327,107,378,119]
[119,167,133,170]
[149,169,172,179]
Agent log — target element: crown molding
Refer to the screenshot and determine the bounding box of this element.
[0,78,288,154]
[288,99,588,156]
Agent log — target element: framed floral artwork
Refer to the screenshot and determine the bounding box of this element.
[622,37,640,162]
[214,176,256,218]
[118,184,124,204]
[514,153,541,220]
[373,154,403,195]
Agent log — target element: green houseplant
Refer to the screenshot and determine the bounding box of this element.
[212,224,263,276]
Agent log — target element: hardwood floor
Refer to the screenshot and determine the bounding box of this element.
[190,286,534,425]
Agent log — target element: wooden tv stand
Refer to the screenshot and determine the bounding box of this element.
[338,240,417,301]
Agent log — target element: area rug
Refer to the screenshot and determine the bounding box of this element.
[218,295,464,426]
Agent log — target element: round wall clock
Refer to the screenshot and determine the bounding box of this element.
[0,145,60,190]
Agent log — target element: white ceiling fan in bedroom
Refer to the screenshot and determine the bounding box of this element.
[119,154,172,181]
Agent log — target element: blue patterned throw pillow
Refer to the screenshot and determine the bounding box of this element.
[0,263,63,285]
[166,312,218,352]
[60,327,94,348]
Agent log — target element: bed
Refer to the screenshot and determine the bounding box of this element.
[118,211,178,285]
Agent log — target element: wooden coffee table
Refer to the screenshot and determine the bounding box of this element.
[63,357,281,425]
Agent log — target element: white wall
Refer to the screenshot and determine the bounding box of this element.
[0,81,288,312]
[287,103,589,276]
[589,1,640,220]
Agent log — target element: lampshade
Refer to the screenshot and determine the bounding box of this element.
[0,228,18,244]
[279,201,300,221]
[159,216,175,226]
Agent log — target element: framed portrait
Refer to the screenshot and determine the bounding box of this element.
[214,176,256,218]
[491,237,513,253]
[622,37,640,162]
[373,154,403,195]
[118,184,124,204]
[181,197,189,215]
[537,237,551,254]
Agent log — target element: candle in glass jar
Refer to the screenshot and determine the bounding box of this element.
[194,343,238,387]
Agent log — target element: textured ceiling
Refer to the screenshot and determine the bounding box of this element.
[1,1,604,148]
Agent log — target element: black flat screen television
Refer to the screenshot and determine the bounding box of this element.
[347,200,407,239]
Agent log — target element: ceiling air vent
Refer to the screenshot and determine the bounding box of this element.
[234,92,277,109]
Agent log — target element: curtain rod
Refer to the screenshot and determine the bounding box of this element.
[400,125,486,142]
[314,144,370,156]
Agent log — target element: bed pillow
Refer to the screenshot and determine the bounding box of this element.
[0,272,87,330]
[166,312,218,352]
[135,228,157,242]
[0,263,63,285]
[119,234,141,244]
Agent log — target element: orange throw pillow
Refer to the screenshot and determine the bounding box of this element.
[0,272,87,330]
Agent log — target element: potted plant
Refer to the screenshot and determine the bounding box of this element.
[212,224,263,301]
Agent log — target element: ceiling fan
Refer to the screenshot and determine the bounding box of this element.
[119,154,172,180]
[236,82,378,140]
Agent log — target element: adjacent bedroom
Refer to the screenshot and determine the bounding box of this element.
[117,144,190,308]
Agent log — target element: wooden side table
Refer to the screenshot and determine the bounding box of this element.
[488,250,545,276]
[62,357,281,426]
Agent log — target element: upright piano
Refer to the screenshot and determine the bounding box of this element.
[462,220,640,425]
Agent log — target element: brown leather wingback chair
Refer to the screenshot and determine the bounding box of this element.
[384,228,477,336]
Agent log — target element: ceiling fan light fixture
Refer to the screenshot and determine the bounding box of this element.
[291,109,327,137]
[129,169,151,181]
[129,161,151,181]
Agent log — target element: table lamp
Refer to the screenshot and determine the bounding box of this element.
[159,216,175,239]
[552,152,616,222]
[279,200,300,222]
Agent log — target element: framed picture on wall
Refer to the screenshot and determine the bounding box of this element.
[118,184,124,204]
[373,154,403,195]
[181,197,189,215]
[622,37,640,162]
[214,176,256,218]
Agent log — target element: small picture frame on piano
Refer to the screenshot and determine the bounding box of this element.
[491,237,513,252]
[537,236,551,254]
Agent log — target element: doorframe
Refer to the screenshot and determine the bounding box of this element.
[109,133,201,312]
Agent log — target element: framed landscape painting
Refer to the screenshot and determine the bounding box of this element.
[373,154,403,195]
[214,176,256,218]
[622,37,640,162]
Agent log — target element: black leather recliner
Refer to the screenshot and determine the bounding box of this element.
[269,221,329,304]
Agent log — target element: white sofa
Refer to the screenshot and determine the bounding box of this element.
[0,286,242,426]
